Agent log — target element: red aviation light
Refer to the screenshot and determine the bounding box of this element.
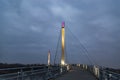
[62,22,65,28]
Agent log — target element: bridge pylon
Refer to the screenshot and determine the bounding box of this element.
[48,50,51,66]
[61,22,65,66]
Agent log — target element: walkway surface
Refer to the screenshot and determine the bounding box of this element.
[55,66,97,80]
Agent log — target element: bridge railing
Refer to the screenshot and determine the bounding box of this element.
[0,66,47,80]
[101,69,120,80]
[77,64,120,80]
[0,65,68,80]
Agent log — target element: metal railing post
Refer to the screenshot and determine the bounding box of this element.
[17,71,20,80]
[109,74,112,80]
[31,67,34,80]
[99,70,103,80]
[20,68,23,80]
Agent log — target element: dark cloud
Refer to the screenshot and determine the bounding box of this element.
[0,0,120,68]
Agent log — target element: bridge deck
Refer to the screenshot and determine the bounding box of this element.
[55,66,97,80]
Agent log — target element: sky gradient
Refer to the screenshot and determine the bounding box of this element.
[0,0,120,68]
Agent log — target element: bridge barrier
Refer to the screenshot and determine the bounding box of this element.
[0,65,68,80]
[1,64,119,80]
[0,66,47,80]
[78,64,120,80]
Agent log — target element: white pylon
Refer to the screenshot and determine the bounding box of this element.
[48,50,50,66]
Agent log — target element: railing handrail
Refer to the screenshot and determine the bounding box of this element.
[0,65,66,80]
[104,69,120,76]
[0,65,45,71]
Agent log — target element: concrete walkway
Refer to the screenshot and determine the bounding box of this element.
[55,67,97,80]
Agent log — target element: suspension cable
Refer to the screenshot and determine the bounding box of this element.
[54,30,61,65]
[66,26,97,65]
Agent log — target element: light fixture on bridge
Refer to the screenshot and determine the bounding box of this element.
[61,60,65,66]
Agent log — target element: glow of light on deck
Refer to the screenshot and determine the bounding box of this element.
[61,60,65,65]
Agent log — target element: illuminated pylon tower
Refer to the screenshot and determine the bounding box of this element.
[61,22,65,66]
[48,50,50,66]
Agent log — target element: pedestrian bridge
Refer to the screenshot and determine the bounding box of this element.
[0,22,120,80]
[0,64,120,80]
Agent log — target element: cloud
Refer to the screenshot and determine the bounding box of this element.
[50,3,82,22]
[30,26,43,33]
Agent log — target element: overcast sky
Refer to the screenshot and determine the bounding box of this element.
[0,0,120,68]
